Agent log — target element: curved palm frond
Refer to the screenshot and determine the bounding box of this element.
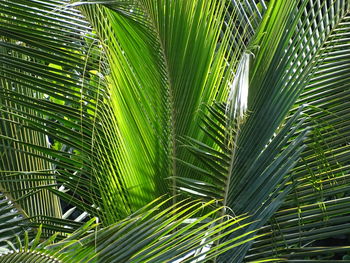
[0,0,135,225]
[0,198,258,263]
[0,0,111,226]
[1,0,245,225]
[0,192,28,251]
[249,3,350,260]
[176,0,350,261]
[77,0,246,216]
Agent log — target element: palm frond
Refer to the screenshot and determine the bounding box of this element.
[76,0,250,216]
[1,0,350,262]
[0,198,257,263]
[177,103,309,261]
[176,0,350,261]
[248,3,350,260]
[0,192,28,250]
[0,0,134,225]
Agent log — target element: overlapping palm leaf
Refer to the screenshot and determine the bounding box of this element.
[1,0,350,262]
[0,192,28,252]
[176,0,350,261]
[0,198,256,263]
[0,0,261,261]
[0,0,111,226]
[75,0,251,217]
[249,3,350,260]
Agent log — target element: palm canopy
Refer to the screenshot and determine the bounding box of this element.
[0,0,350,262]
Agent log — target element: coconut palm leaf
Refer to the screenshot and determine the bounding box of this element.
[76,0,249,217]
[0,0,107,224]
[1,0,350,262]
[1,0,245,224]
[248,3,350,260]
[0,0,262,261]
[0,198,257,263]
[176,0,350,261]
[177,102,309,262]
[248,0,350,261]
[0,192,27,251]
